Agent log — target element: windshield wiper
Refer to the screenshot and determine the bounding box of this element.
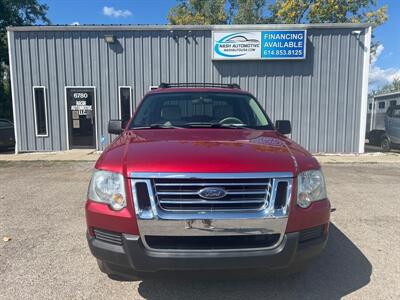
[183,122,250,129]
[214,123,250,129]
[131,123,183,129]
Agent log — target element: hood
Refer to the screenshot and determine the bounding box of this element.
[96,129,319,176]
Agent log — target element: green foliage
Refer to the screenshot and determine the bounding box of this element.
[371,77,400,96]
[168,0,387,27]
[229,0,266,24]
[267,0,387,26]
[266,0,387,57]
[0,0,50,121]
[168,0,227,25]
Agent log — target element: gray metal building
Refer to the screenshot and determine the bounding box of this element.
[7,24,371,153]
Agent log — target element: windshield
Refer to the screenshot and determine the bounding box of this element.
[130,92,273,129]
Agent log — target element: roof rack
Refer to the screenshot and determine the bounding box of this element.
[158,82,241,89]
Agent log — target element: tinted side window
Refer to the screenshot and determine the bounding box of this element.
[33,87,48,136]
[119,87,131,124]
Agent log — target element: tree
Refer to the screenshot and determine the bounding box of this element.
[229,0,266,24]
[372,77,400,95]
[168,0,227,25]
[267,0,387,56]
[0,0,50,120]
[168,0,387,28]
[267,0,387,25]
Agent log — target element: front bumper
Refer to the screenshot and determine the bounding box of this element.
[87,227,328,275]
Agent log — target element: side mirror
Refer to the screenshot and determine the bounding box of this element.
[275,120,291,135]
[108,120,124,135]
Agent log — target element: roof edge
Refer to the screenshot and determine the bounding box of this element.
[7,23,371,32]
[373,90,400,99]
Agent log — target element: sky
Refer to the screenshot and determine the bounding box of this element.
[43,0,400,91]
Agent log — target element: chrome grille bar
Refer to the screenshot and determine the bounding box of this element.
[159,199,266,204]
[156,191,268,195]
[155,182,270,186]
[152,176,274,212]
[131,172,293,217]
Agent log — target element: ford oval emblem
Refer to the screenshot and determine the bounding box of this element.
[198,187,227,200]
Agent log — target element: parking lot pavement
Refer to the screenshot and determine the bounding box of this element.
[0,161,399,300]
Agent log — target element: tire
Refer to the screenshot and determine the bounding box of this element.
[368,130,385,146]
[380,137,391,152]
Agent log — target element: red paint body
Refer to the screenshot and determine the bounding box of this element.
[86,87,330,236]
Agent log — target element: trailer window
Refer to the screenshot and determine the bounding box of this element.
[392,108,400,118]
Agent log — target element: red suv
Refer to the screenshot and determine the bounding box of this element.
[86,83,330,280]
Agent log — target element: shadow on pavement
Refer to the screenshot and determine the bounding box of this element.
[0,148,14,154]
[364,143,400,153]
[137,223,371,300]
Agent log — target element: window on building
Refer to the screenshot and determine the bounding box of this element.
[378,101,385,109]
[368,103,372,110]
[119,86,132,125]
[33,87,48,136]
[392,108,400,118]
[390,100,397,107]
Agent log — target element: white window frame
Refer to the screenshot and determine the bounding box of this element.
[32,86,49,137]
[118,86,133,118]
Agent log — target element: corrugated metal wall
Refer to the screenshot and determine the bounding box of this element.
[8,25,368,152]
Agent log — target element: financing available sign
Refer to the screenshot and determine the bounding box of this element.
[212,30,307,60]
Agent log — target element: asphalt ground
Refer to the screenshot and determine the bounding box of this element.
[0,161,399,299]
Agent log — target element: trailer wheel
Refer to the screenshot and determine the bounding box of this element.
[380,137,391,152]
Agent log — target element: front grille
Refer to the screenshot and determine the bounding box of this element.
[93,228,123,245]
[145,234,281,250]
[153,178,272,211]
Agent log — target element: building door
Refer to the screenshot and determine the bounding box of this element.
[66,87,96,149]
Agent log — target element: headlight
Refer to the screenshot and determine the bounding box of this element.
[297,169,327,208]
[88,169,126,211]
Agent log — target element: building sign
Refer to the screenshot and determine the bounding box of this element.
[70,100,93,116]
[212,30,307,60]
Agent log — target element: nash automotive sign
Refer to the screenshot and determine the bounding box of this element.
[212,30,307,60]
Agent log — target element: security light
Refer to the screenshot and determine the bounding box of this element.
[104,35,115,44]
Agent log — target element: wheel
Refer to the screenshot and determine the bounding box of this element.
[380,137,391,152]
[368,130,385,146]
